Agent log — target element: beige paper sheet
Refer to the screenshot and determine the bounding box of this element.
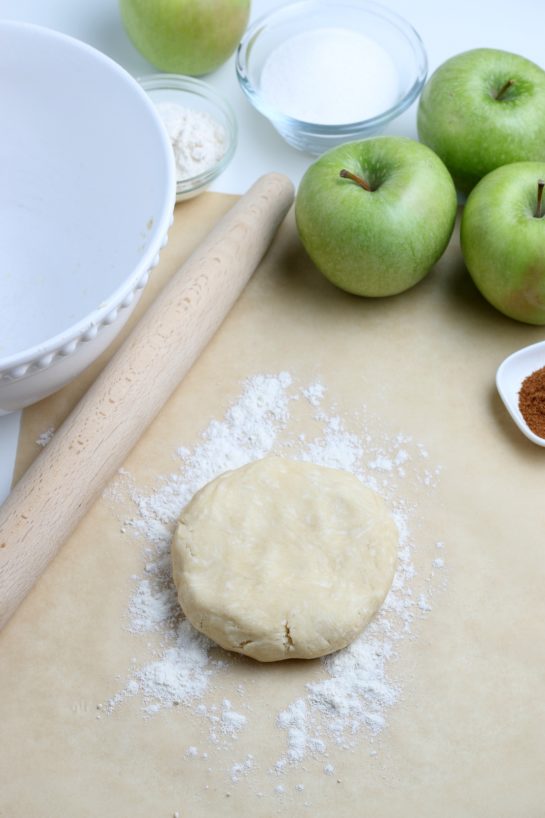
[1,192,545,817]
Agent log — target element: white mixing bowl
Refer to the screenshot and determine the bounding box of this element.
[0,21,176,414]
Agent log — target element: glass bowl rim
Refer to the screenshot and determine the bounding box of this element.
[235,0,428,133]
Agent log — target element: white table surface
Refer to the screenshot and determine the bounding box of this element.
[0,0,542,502]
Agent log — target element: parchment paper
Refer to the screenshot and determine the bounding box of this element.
[1,191,545,818]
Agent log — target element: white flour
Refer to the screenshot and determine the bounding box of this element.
[155,101,227,181]
[104,372,445,786]
[259,28,399,124]
[35,426,55,447]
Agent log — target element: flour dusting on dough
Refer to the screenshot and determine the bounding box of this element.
[103,373,446,784]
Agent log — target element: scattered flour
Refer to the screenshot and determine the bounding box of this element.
[302,381,325,406]
[418,594,432,613]
[134,619,212,711]
[35,426,55,447]
[103,372,445,786]
[220,700,247,736]
[230,754,254,783]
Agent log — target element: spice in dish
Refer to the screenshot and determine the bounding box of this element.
[518,364,545,438]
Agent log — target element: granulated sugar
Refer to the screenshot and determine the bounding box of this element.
[104,372,445,784]
[259,28,399,124]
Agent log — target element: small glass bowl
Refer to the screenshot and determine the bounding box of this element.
[236,0,427,154]
[138,74,237,201]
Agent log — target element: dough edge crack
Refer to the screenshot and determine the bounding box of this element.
[283,621,295,653]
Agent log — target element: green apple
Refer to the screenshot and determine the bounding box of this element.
[460,162,545,324]
[417,48,545,194]
[295,137,457,297]
[119,0,250,76]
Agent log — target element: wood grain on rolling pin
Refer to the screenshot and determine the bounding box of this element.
[0,172,295,630]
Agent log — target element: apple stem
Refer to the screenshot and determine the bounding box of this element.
[537,179,545,219]
[495,78,515,100]
[339,168,372,191]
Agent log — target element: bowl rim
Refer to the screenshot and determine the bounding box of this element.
[137,73,238,194]
[235,0,428,132]
[0,20,176,376]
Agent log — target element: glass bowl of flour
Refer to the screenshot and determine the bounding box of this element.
[139,75,237,201]
[236,0,427,154]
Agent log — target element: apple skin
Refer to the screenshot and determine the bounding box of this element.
[417,48,545,195]
[119,0,250,76]
[460,162,545,324]
[295,137,458,298]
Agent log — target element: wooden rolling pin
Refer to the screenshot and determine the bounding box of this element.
[0,172,294,630]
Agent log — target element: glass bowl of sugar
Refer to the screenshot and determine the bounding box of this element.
[236,0,427,154]
[139,74,237,201]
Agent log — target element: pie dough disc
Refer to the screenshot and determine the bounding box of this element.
[171,456,398,662]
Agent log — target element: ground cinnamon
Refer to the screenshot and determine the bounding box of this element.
[518,365,545,439]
